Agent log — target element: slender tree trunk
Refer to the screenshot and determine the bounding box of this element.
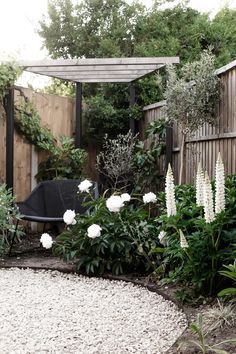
[179,132,186,185]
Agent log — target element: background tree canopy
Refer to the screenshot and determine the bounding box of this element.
[39,0,236,143]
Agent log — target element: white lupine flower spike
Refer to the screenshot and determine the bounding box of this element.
[165,164,177,217]
[158,231,167,246]
[215,152,225,214]
[203,172,215,223]
[179,229,189,249]
[196,163,205,207]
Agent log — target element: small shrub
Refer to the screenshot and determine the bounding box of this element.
[133,120,166,193]
[202,300,236,334]
[0,184,23,255]
[218,262,236,297]
[179,313,236,353]
[97,121,166,193]
[96,131,137,191]
[36,135,87,181]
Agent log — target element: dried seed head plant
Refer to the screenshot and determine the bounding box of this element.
[96,131,138,190]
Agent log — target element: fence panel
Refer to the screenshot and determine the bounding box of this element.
[142,62,236,185]
[0,87,75,201]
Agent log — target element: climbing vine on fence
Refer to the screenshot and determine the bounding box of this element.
[0,63,21,101]
[14,94,87,181]
[0,63,87,181]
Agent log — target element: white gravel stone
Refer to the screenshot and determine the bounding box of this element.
[0,268,187,353]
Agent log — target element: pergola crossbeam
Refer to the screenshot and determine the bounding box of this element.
[19,57,179,83]
[30,69,157,77]
[20,57,179,67]
[24,64,162,73]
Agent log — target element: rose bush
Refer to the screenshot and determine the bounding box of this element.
[54,190,160,275]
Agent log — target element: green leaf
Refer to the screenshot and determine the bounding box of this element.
[218,288,236,297]
[150,247,165,254]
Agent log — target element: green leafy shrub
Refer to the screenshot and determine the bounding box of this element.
[0,63,21,100]
[218,262,236,297]
[0,184,23,255]
[96,131,137,191]
[15,101,87,181]
[96,121,166,193]
[54,193,159,275]
[36,136,87,181]
[133,120,166,193]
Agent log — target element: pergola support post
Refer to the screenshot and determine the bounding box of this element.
[75,82,82,148]
[129,83,136,135]
[5,87,14,191]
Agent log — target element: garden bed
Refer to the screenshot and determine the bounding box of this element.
[1,233,235,353]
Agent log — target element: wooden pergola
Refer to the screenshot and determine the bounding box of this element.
[6,57,179,190]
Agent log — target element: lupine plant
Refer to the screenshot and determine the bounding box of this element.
[154,154,236,296]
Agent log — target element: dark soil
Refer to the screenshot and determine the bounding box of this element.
[1,233,236,354]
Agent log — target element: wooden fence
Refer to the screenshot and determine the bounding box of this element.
[142,60,236,185]
[1,59,236,201]
[0,87,75,201]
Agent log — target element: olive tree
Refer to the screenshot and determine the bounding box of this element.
[165,51,220,184]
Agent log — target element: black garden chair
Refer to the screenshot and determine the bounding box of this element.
[9,179,98,255]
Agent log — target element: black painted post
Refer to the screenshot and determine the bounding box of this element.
[75,82,82,148]
[129,83,136,135]
[165,125,173,170]
[5,88,14,191]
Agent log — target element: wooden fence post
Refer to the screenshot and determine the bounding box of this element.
[165,125,173,170]
[5,87,14,192]
[30,145,38,232]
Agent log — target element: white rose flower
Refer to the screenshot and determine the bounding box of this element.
[63,209,76,225]
[78,179,93,193]
[87,224,102,239]
[106,195,124,212]
[120,193,131,202]
[143,192,157,204]
[40,233,53,249]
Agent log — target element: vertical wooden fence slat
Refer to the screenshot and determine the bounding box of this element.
[165,126,173,170]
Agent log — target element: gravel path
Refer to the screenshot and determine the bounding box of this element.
[0,268,187,354]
